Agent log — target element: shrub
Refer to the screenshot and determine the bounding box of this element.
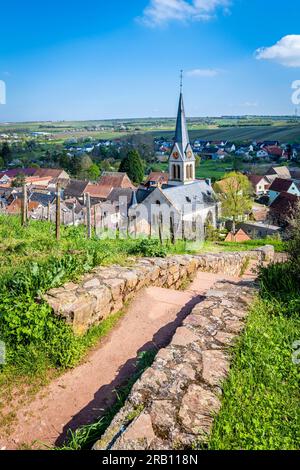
[127,239,167,258]
[258,262,300,302]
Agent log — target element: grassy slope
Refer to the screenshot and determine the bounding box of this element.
[208,298,300,450]
[0,215,285,277]
[206,261,300,450]
[0,215,286,441]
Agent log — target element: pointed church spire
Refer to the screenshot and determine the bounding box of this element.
[169,73,196,186]
[174,72,190,155]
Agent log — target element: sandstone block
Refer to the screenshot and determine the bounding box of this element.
[179,385,221,435]
[202,350,230,387]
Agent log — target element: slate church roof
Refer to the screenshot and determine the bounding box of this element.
[161,181,216,213]
[174,92,190,158]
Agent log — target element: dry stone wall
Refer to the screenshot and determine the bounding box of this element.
[93,278,257,450]
[44,246,274,335]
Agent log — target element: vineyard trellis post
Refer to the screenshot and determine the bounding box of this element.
[21,183,27,227]
[56,183,61,241]
[86,193,92,239]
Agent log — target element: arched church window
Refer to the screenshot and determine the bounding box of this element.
[177,165,181,180]
[186,165,190,179]
[172,165,176,180]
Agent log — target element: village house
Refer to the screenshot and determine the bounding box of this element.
[237,221,281,239]
[266,166,291,182]
[268,178,300,204]
[248,175,270,196]
[225,228,251,243]
[34,168,70,180]
[144,172,169,189]
[256,149,269,158]
[269,192,299,227]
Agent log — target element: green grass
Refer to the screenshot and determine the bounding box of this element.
[217,238,287,253]
[207,298,300,450]
[204,259,300,451]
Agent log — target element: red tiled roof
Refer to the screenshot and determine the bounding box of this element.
[34,168,67,178]
[270,192,299,214]
[145,172,169,184]
[225,229,251,243]
[85,184,112,199]
[6,199,39,214]
[0,168,37,179]
[248,175,266,186]
[269,178,294,193]
[264,146,283,156]
[98,172,134,189]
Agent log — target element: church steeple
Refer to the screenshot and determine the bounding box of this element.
[169,72,195,186]
[174,91,190,158]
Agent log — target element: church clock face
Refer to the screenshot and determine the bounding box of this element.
[173,152,179,159]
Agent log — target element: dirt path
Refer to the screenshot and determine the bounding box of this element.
[0,271,241,450]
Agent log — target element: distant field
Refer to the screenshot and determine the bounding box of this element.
[1,118,300,144]
[149,125,300,143]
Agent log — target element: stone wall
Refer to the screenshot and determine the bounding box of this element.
[44,246,274,335]
[93,278,257,450]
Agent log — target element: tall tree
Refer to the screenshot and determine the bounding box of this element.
[214,172,252,233]
[78,155,93,180]
[88,163,100,181]
[0,142,12,166]
[119,149,144,184]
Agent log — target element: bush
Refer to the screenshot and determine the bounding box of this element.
[258,262,300,303]
[127,239,167,258]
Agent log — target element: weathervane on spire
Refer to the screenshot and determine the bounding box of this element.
[180,69,183,93]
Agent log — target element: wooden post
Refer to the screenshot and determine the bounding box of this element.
[170,214,175,245]
[158,212,163,245]
[86,193,92,239]
[56,183,61,241]
[21,183,27,227]
[72,203,76,226]
[94,205,97,233]
[47,201,51,222]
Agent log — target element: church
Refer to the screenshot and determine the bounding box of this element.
[129,88,219,241]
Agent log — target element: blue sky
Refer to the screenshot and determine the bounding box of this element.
[0,0,300,121]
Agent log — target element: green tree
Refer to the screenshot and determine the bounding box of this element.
[195,155,201,168]
[214,172,252,233]
[78,155,93,180]
[0,142,12,166]
[88,163,100,181]
[119,149,144,184]
[11,172,26,187]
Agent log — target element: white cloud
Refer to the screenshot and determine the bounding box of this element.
[186,68,220,77]
[139,0,230,27]
[256,35,300,68]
